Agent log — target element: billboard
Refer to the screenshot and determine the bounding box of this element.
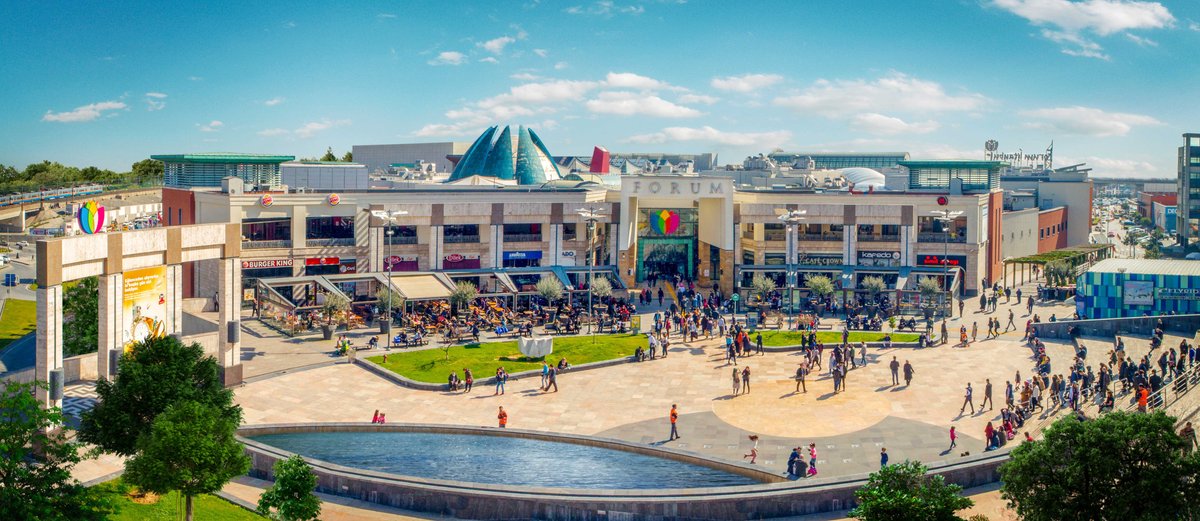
[123,266,168,350]
[1123,280,1154,306]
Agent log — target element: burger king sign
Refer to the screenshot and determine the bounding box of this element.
[328,193,341,206]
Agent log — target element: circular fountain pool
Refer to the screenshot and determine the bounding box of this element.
[249,430,762,489]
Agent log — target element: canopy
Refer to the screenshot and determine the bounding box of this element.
[388,273,454,300]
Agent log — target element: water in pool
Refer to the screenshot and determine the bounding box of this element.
[250,431,761,489]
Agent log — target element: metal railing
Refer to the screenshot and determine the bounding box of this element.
[799,233,843,242]
[503,234,543,243]
[386,236,418,245]
[918,232,967,243]
[1117,359,1200,418]
[244,240,292,249]
[764,232,786,242]
[858,234,901,242]
[306,238,355,247]
[444,235,480,244]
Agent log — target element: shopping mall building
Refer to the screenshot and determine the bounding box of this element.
[158,127,1005,303]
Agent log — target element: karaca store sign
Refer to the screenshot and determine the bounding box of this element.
[920,254,967,267]
[242,259,294,269]
[306,257,340,266]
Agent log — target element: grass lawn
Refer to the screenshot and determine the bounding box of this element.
[367,334,645,383]
[758,330,921,347]
[95,479,265,521]
[0,299,36,350]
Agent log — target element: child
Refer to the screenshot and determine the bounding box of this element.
[743,435,759,464]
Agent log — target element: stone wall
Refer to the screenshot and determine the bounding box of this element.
[1032,314,1200,340]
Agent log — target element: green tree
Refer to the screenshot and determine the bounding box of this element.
[63,276,99,357]
[750,272,777,303]
[850,460,973,521]
[124,401,251,521]
[257,455,322,521]
[805,274,834,298]
[590,277,613,299]
[320,292,350,327]
[1043,260,1072,287]
[449,281,478,316]
[79,335,240,456]
[319,147,337,162]
[130,158,164,183]
[1000,411,1200,521]
[0,381,114,521]
[536,277,564,303]
[340,151,353,162]
[860,275,886,299]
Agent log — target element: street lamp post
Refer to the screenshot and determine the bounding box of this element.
[371,209,409,348]
[778,210,806,330]
[930,209,963,317]
[576,207,606,343]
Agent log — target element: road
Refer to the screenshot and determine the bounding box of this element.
[0,254,38,374]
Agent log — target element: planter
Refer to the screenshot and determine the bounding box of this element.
[379,319,392,335]
[321,325,334,340]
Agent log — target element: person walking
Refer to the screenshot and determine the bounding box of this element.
[859,341,867,367]
[981,378,993,411]
[668,404,680,440]
[880,447,889,468]
[903,360,914,386]
[889,356,900,386]
[960,382,975,414]
[543,366,558,393]
[1006,309,1015,332]
[464,368,474,393]
[971,321,978,343]
[497,406,508,428]
[741,366,751,394]
[795,363,808,393]
[732,367,741,396]
[756,331,764,355]
[808,443,819,476]
[949,426,958,450]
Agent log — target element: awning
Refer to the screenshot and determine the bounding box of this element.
[389,274,454,300]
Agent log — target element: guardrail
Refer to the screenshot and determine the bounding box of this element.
[307,238,355,247]
[1118,360,1200,418]
[858,235,900,243]
[443,235,479,244]
[385,236,418,245]
[244,240,292,249]
[918,232,967,243]
[503,233,543,243]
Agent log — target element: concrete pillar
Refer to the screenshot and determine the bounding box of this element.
[607,224,618,265]
[429,225,443,270]
[291,206,307,250]
[35,285,64,409]
[367,227,383,272]
[217,257,243,386]
[166,264,183,336]
[903,225,918,267]
[97,274,123,380]
[844,226,858,266]
[488,224,501,269]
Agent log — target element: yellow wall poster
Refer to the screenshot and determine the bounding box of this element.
[123,266,168,350]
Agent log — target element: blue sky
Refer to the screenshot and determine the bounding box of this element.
[1,0,1197,178]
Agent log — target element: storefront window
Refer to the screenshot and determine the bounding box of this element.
[242,218,291,245]
[503,223,542,242]
[444,224,479,243]
[385,225,417,245]
[562,223,578,241]
[306,217,354,239]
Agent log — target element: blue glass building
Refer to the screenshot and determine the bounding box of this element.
[1075,259,1200,318]
[448,125,561,185]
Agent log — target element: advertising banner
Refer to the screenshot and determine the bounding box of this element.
[1123,280,1154,306]
[122,266,168,350]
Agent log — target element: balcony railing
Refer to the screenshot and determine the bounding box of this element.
[444,235,480,244]
[386,235,418,245]
[858,234,901,242]
[504,233,543,243]
[918,232,967,244]
[798,233,843,242]
[306,238,355,247]
[764,232,786,242]
[243,239,292,249]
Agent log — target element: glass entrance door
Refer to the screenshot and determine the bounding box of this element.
[637,239,694,282]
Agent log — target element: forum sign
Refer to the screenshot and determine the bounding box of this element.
[984,140,1053,169]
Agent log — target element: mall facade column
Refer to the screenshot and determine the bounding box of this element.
[34,285,64,409]
[217,225,243,386]
[96,233,124,380]
[842,205,858,287]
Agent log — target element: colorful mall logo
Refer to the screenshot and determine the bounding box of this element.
[649,209,681,235]
[78,201,105,234]
[260,194,274,207]
[328,193,340,206]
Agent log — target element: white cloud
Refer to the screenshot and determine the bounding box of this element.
[910,144,984,160]
[1190,20,1200,31]
[188,76,203,81]
[283,21,296,28]
[480,57,499,64]
[1061,155,1157,177]
[850,113,940,135]
[264,96,285,106]
[554,61,568,70]
[602,72,680,90]
[510,72,542,81]
[144,92,167,111]
[294,119,350,138]
[1125,33,1157,46]
[533,48,549,57]
[585,91,702,118]
[773,72,988,116]
[1019,106,1162,136]
[566,1,645,16]
[480,36,516,54]
[428,51,466,65]
[198,120,224,132]
[678,93,719,105]
[626,126,791,147]
[710,73,783,93]
[416,78,597,137]
[42,100,127,122]
[377,13,397,19]
[257,128,289,137]
[992,0,1174,59]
